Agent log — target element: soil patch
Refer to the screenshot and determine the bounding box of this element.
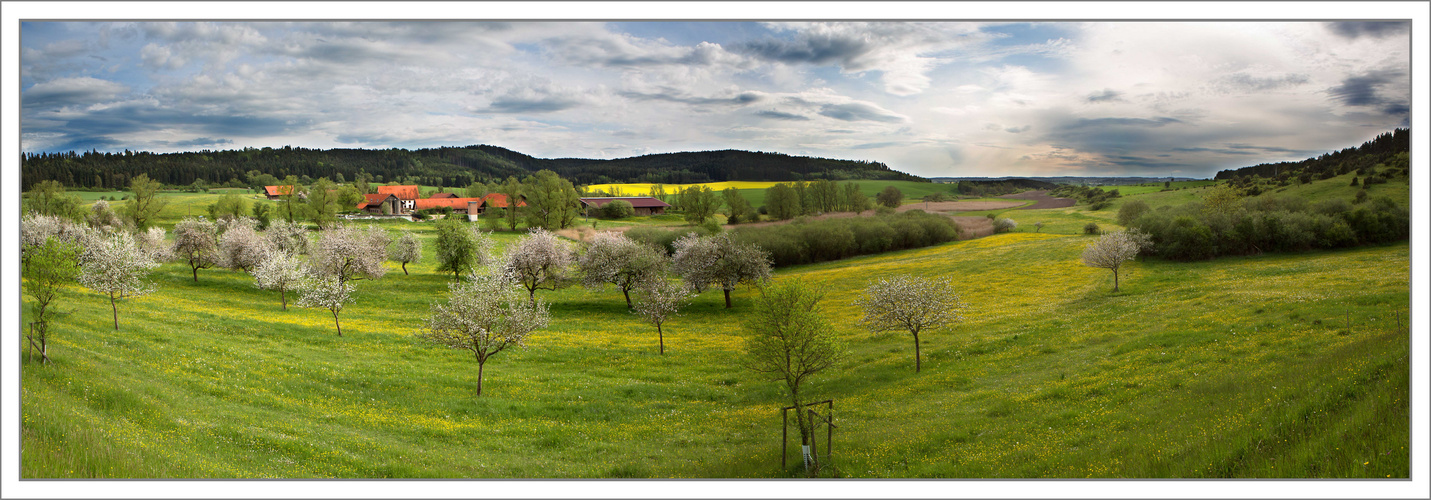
[998,190,1076,210]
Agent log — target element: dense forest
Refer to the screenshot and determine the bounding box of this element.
[1213,128,1409,181]
[20,145,924,191]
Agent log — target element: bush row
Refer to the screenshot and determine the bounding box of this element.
[1130,194,1409,260]
[730,210,959,267]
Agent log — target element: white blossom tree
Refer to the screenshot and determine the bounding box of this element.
[857,275,964,373]
[388,228,423,275]
[253,250,309,311]
[78,230,159,330]
[22,212,88,265]
[631,277,690,354]
[503,228,574,304]
[579,232,668,308]
[418,268,550,397]
[218,217,271,273]
[265,219,311,255]
[297,273,354,336]
[1081,230,1141,292]
[994,218,1018,233]
[172,217,219,282]
[135,226,173,262]
[310,224,390,285]
[671,233,772,308]
[86,199,127,230]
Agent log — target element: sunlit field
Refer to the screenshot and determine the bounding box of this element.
[21,174,1410,478]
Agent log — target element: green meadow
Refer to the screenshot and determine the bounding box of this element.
[20,176,1410,478]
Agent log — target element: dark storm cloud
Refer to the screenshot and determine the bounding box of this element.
[1327,21,1410,40]
[817,102,906,123]
[1328,69,1409,116]
[735,34,873,66]
[755,110,810,121]
[29,99,302,152]
[619,90,763,106]
[479,96,583,114]
[22,77,129,110]
[1086,89,1123,103]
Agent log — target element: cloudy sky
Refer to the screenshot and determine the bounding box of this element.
[19,20,1410,178]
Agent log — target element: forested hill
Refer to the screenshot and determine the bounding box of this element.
[1213,128,1409,181]
[20,145,923,191]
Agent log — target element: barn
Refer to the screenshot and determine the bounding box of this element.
[579,197,672,216]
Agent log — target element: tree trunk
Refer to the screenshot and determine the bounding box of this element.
[723,288,732,309]
[402,262,409,275]
[476,358,485,396]
[1113,268,1120,292]
[280,288,287,311]
[657,323,665,355]
[623,287,632,309]
[528,287,537,306]
[110,291,119,330]
[40,336,49,364]
[192,265,199,282]
[913,330,922,373]
[333,310,342,336]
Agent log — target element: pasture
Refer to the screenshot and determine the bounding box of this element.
[20,175,1410,478]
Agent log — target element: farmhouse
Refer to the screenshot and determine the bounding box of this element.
[263,185,293,200]
[412,197,484,214]
[579,197,672,216]
[355,193,401,214]
[376,185,421,212]
[428,192,458,199]
[475,193,527,215]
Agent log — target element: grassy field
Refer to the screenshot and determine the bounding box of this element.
[21,172,1410,478]
[586,180,956,209]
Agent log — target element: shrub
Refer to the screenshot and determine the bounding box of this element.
[1083,222,1100,235]
[731,210,958,267]
[993,218,1017,233]
[1117,200,1150,227]
[600,200,635,219]
[1354,189,1369,204]
[1089,200,1111,211]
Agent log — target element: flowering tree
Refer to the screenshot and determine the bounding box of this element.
[434,219,492,280]
[218,217,271,273]
[388,228,423,275]
[631,277,689,354]
[172,217,219,282]
[297,273,354,336]
[672,233,772,308]
[22,212,88,265]
[743,280,844,473]
[135,226,173,262]
[994,218,1018,233]
[310,224,390,285]
[578,232,668,308]
[253,251,309,311]
[86,199,126,230]
[265,219,311,255]
[23,238,81,363]
[1081,230,1141,292]
[78,230,159,330]
[418,268,550,397]
[503,228,574,303]
[857,275,964,373]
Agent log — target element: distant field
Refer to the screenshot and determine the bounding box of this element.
[587,180,952,209]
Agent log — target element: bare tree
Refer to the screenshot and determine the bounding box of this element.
[218,217,271,273]
[418,268,550,397]
[672,233,772,308]
[310,224,390,285]
[253,250,309,311]
[631,277,689,354]
[579,232,668,308]
[503,228,574,303]
[78,230,159,330]
[857,275,964,373]
[172,217,219,282]
[1081,230,1141,292]
[297,273,354,336]
[388,228,423,275]
[743,280,845,474]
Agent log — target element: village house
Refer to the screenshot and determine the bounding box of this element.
[474,193,527,215]
[579,197,672,216]
[376,185,421,212]
[354,193,402,214]
[263,185,293,200]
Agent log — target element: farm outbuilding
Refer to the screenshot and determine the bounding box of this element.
[355,193,402,214]
[263,185,294,200]
[579,197,672,216]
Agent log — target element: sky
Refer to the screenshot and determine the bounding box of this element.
[18,20,1412,178]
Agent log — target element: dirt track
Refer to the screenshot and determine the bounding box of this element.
[998,190,1076,210]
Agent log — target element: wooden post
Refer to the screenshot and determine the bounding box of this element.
[808,409,819,473]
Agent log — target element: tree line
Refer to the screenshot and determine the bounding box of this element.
[20,144,925,192]
[1212,128,1409,182]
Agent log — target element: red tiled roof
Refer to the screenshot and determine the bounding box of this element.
[356,193,397,209]
[428,192,458,199]
[376,185,420,200]
[264,185,294,197]
[412,197,484,211]
[579,197,672,209]
[479,193,527,208]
